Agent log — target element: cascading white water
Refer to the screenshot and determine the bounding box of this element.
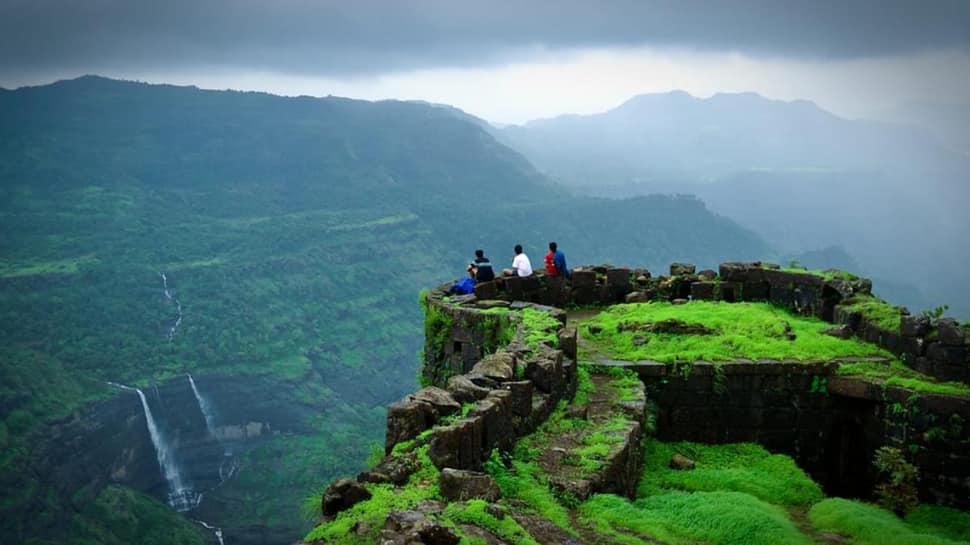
[160,272,183,340]
[195,519,225,545]
[186,374,217,438]
[108,382,200,512]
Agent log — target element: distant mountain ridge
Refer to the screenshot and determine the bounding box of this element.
[496,90,970,317]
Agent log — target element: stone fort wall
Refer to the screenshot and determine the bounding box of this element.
[413,262,970,508]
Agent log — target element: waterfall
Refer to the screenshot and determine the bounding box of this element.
[160,271,183,340]
[194,519,225,545]
[187,373,217,438]
[108,382,201,512]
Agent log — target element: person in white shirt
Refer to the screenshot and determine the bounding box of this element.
[503,244,533,277]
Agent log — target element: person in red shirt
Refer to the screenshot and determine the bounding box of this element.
[544,242,560,275]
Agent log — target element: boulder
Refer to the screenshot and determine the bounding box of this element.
[625,291,651,303]
[411,387,461,416]
[672,298,688,305]
[385,399,438,452]
[446,375,491,403]
[439,468,502,502]
[322,478,372,517]
[938,318,966,346]
[824,278,855,299]
[822,325,854,339]
[471,351,516,381]
[669,454,696,470]
[381,510,461,545]
[697,269,718,281]
[670,263,696,276]
[900,315,931,337]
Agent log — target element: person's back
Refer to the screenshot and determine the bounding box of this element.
[474,249,495,282]
[552,242,569,279]
[510,244,533,277]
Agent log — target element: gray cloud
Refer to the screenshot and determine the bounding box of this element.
[2,0,969,81]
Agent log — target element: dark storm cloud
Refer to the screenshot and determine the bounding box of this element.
[2,0,969,79]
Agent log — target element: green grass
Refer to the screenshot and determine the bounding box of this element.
[580,491,813,545]
[773,266,858,281]
[636,441,823,506]
[838,361,970,396]
[809,498,970,545]
[304,445,441,544]
[839,295,904,331]
[580,301,888,362]
[520,308,561,350]
[442,500,540,545]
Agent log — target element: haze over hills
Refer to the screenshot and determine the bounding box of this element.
[0,76,769,545]
[498,91,970,317]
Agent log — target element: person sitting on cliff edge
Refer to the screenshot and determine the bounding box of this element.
[470,249,495,282]
[503,244,533,277]
[544,241,570,278]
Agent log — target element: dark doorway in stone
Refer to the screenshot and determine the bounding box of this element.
[823,410,875,498]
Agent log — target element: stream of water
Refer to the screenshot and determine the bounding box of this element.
[107,382,201,512]
[160,272,183,340]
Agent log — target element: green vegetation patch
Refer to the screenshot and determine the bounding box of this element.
[839,294,904,331]
[838,361,970,396]
[580,491,813,545]
[520,307,561,350]
[637,441,823,506]
[809,498,970,545]
[442,500,540,545]
[580,301,887,362]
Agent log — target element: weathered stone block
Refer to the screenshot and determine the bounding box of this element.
[559,327,577,360]
[471,351,516,381]
[473,280,498,300]
[504,380,534,418]
[525,352,564,395]
[741,281,770,301]
[446,375,491,403]
[411,387,461,417]
[571,270,596,288]
[625,290,651,303]
[670,263,696,276]
[938,319,966,346]
[901,315,931,338]
[385,399,438,452]
[470,390,513,453]
[719,262,750,282]
[429,417,483,470]
[322,478,372,518]
[690,282,716,301]
[439,469,501,502]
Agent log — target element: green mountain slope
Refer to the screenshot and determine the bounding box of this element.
[0,76,769,544]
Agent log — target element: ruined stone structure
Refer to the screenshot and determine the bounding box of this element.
[314,262,970,543]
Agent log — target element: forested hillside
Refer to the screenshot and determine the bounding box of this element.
[0,77,768,545]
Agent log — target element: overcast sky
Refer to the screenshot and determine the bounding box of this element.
[2,0,969,124]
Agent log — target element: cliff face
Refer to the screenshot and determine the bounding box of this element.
[19,373,329,545]
[305,262,970,545]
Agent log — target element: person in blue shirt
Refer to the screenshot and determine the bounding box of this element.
[547,242,570,278]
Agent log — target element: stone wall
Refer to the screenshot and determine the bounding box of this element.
[389,284,578,473]
[466,261,970,384]
[611,358,970,508]
[329,261,970,529]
